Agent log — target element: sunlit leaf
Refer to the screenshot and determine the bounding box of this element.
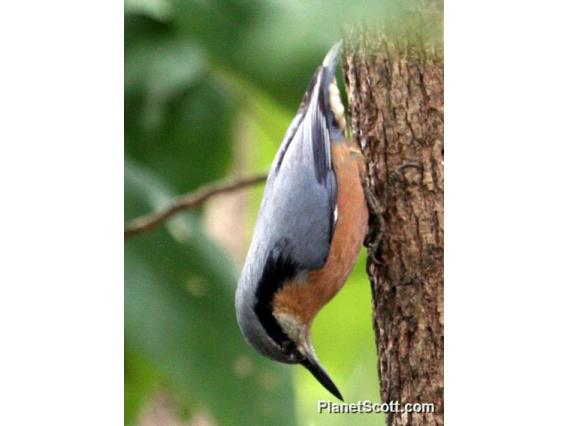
[125,0,171,21]
[124,348,161,426]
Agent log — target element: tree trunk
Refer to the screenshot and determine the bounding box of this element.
[343,6,444,425]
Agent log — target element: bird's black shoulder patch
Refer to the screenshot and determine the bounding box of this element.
[253,238,298,350]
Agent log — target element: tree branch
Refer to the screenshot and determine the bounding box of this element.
[125,172,268,240]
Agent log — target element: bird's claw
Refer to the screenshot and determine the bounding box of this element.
[388,161,422,185]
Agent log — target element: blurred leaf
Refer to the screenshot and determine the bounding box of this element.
[124,158,296,425]
[125,0,171,21]
[124,349,161,426]
[126,78,235,192]
[125,36,204,100]
[125,13,172,52]
[124,13,205,104]
[166,0,391,110]
[170,0,262,61]
[125,13,232,193]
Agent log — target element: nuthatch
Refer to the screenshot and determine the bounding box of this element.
[236,42,368,400]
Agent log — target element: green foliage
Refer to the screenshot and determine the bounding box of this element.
[125,160,295,425]
[125,15,234,192]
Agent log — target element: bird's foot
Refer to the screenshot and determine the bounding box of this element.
[388,161,423,185]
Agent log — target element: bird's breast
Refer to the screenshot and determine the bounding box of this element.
[273,140,368,325]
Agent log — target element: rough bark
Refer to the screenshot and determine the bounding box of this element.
[343,6,444,425]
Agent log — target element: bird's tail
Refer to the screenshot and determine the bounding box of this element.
[320,41,346,140]
[322,40,342,73]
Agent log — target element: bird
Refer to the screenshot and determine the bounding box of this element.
[235,41,368,401]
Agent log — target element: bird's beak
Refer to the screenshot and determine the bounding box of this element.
[298,340,344,401]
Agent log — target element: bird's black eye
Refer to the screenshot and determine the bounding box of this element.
[331,115,339,128]
[281,339,301,360]
[281,340,294,354]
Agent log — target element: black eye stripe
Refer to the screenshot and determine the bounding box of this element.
[253,239,299,350]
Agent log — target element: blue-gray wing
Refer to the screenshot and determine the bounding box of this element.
[236,51,341,353]
[256,67,337,271]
